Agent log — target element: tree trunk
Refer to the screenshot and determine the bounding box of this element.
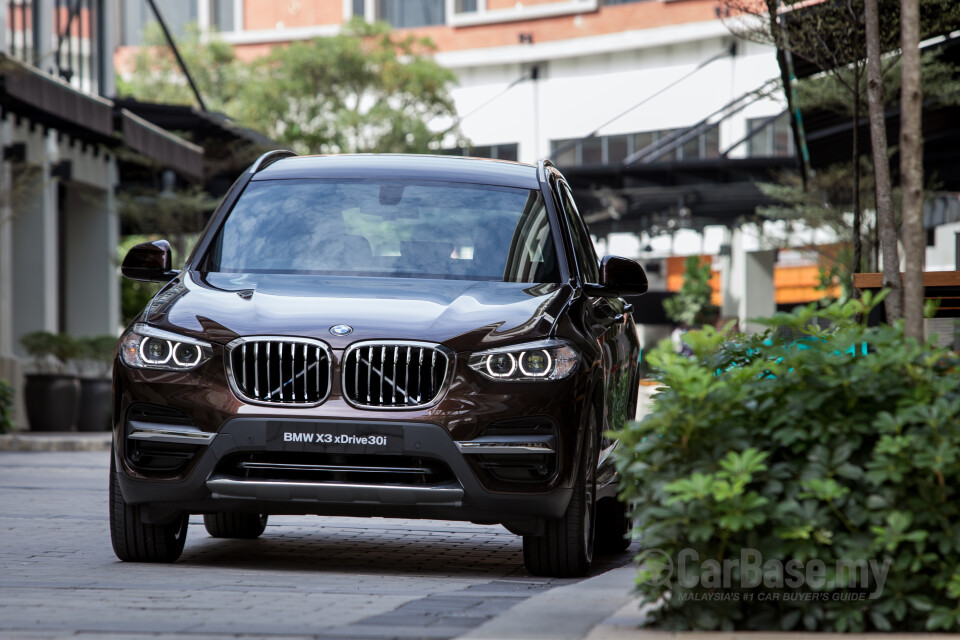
[865,0,902,320]
[900,0,924,341]
[852,66,862,283]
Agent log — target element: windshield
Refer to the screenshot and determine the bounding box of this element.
[203,179,560,283]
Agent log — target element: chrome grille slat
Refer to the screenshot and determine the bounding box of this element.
[227,338,331,406]
[342,341,449,409]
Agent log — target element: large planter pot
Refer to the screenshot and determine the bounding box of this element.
[78,378,112,432]
[23,373,81,432]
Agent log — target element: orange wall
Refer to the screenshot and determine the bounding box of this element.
[666,255,843,307]
[666,256,722,307]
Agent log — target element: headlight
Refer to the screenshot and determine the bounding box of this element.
[468,340,579,382]
[119,323,213,371]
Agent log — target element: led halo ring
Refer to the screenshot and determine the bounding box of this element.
[518,349,552,378]
[172,342,202,367]
[485,352,516,378]
[139,337,172,365]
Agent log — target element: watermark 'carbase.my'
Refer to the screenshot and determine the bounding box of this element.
[636,548,890,599]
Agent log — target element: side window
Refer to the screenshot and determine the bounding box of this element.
[558,183,601,283]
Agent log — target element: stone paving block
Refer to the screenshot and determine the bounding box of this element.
[0,450,634,640]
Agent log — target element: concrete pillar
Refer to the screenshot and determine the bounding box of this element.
[0,0,8,52]
[722,227,776,334]
[100,0,117,97]
[0,115,12,357]
[35,0,55,75]
[12,126,59,353]
[742,248,776,334]
[720,226,741,322]
[62,181,119,336]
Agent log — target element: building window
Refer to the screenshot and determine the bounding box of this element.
[441,143,519,161]
[747,113,795,157]
[551,125,720,166]
[377,0,445,28]
[455,0,478,12]
[353,0,365,18]
[211,0,234,32]
[122,0,198,46]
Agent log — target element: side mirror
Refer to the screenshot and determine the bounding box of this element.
[584,256,648,297]
[121,240,179,283]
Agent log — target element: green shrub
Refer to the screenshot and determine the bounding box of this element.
[76,334,118,378]
[0,379,13,433]
[19,331,81,374]
[614,295,960,631]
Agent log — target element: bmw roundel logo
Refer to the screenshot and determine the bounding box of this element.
[329,324,354,336]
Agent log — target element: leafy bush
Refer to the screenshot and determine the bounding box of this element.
[614,296,960,631]
[0,379,14,433]
[19,331,81,374]
[76,335,118,379]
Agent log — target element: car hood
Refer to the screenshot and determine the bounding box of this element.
[143,272,573,352]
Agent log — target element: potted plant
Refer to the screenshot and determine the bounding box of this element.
[19,331,81,431]
[76,335,117,431]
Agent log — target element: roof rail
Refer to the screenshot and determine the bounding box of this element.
[536,157,555,183]
[249,149,297,174]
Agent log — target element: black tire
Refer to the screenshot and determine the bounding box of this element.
[594,497,632,554]
[203,513,268,538]
[109,459,188,563]
[523,409,598,578]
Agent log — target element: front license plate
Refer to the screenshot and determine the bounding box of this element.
[265,422,403,454]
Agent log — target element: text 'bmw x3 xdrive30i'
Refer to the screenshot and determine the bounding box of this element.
[111,152,647,577]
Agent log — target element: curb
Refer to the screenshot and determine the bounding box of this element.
[0,431,111,452]
[458,565,638,640]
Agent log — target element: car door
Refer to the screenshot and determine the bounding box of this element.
[554,180,631,459]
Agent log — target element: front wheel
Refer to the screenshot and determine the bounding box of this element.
[109,458,188,563]
[523,409,597,577]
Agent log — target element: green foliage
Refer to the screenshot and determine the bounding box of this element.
[662,256,718,327]
[796,48,960,116]
[75,335,118,379]
[613,295,960,630]
[0,379,13,433]
[756,159,882,273]
[19,332,80,375]
[118,19,462,155]
[117,22,246,114]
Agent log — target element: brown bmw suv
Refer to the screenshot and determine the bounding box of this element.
[111,152,647,577]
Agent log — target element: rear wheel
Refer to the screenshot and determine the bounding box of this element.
[203,513,268,538]
[523,409,597,577]
[109,458,188,563]
[594,497,632,554]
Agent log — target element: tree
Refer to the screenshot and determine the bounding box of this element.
[900,0,924,341]
[865,0,902,321]
[720,0,959,295]
[116,22,245,115]
[721,0,892,282]
[118,19,463,155]
[663,256,719,327]
[238,19,461,154]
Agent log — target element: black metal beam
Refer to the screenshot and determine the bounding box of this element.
[144,0,207,112]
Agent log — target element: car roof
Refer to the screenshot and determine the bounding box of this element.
[252,154,541,189]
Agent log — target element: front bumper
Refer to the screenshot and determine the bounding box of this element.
[116,417,573,526]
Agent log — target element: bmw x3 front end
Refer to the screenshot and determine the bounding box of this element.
[110,153,647,577]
